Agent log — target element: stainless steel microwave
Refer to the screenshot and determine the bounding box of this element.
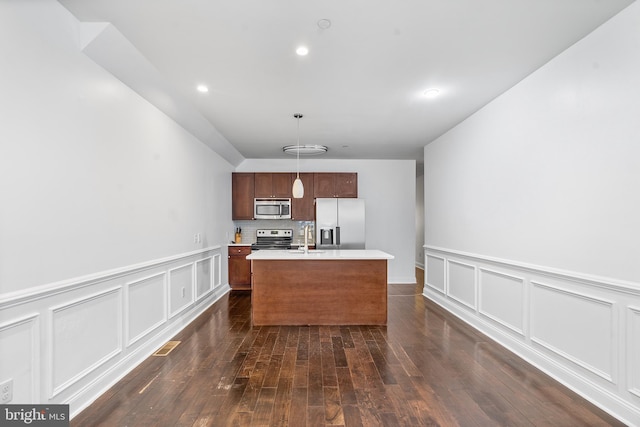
[254,198,291,219]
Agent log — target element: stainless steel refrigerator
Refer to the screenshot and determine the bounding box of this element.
[315,198,365,249]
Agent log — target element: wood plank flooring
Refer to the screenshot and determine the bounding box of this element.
[72,270,624,426]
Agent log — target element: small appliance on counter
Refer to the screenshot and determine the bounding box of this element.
[250,229,293,251]
[315,198,365,249]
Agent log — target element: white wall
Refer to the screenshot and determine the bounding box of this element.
[0,0,233,416]
[0,1,234,294]
[424,2,640,424]
[424,3,640,283]
[415,170,425,268]
[238,159,416,283]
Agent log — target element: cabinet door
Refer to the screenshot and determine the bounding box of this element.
[228,247,251,290]
[313,173,335,198]
[254,173,292,198]
[272,173,293,198]
[314,173,358,198]
[291,173,315,220]
[232,173,254,220]
[335,173,357,197]
[254,173,273,198]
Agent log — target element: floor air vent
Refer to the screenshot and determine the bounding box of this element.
[152,341,180,356]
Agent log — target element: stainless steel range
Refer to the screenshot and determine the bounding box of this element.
[250,229,293,251]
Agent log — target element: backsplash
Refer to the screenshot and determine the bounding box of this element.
[232,220,315,245]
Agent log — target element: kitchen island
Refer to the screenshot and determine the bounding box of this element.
[246,249,394,326]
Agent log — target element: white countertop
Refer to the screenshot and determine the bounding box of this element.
[246,249,394,260]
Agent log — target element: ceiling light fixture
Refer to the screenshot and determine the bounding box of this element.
[296,46,309,56]
[283,145,328,156]
[196,84,209,93]
[423,88,440,98]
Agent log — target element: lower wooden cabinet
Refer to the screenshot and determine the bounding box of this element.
[228,246,251,290]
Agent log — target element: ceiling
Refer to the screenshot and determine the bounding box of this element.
[58,0,634,166]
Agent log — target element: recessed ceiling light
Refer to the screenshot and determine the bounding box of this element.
[296,46,309,56]
[197,84,209,93]
[423,88,440,99]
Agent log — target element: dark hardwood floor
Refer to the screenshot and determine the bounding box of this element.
[72,270,624,426]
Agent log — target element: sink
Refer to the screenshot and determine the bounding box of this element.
[288,249,325,254]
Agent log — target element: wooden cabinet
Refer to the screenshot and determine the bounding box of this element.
[232,173,254,220]
[313,173,358,198]
[291,173,315,220]
[232,172,357,220]
[228,246,251,290]
[254,173,292,198]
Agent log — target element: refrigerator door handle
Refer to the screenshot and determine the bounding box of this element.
[336,226,341,246]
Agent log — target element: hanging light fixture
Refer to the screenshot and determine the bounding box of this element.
[291,113,304,198]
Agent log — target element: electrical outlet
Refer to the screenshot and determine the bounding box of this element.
[0,378,13,403]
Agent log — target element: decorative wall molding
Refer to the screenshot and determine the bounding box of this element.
[478,268,525,336]
[0,246,228,419]
[0,246,223,309]
[49,287,123,398]
[446,259,476,310]
[168,263,195,318]
[213,253,222,289]
[426,245,640,295]
[423,245,640,426]
[0,313,40,403]
[195,257,213,299]
[425,254,446,294]
[125,272,167,347]
[530,281,615,383]
[628,306,640,399]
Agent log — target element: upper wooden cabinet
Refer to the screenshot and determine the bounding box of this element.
[313,173,358,198]
[291,173,315,221]
[254,173,292,198]
[232,173,255,220]
[232,171,357,220]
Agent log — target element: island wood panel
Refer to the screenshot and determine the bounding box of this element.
[251,259,387,325]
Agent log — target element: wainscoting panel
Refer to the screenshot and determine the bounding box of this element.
[195,257,212,299]
[479,268,525,335]
[629,306,640,399]
[126,272,166,347]
[426,255,446,294]
[531,282,615,382]
[446,260,476,310]
[213,253,222,289]
[423,245,640,426]
[0,246,228,419]
[168,263,195,318]
[0,314,39,403]
[49,287,122,398]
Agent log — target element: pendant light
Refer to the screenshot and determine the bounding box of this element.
[292,113,304,198]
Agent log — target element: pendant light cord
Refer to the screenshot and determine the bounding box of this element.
[296,114,301,179]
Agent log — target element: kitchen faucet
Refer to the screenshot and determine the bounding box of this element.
[303,224,309,254]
